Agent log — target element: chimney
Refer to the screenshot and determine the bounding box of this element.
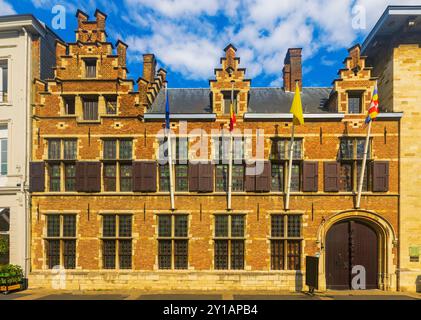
[142,54,156,84]
[283,48,302,92]
[348,44,361,71]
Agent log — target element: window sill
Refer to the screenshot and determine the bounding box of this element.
[77,120,101,124]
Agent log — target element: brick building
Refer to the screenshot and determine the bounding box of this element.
[29,9,403,291]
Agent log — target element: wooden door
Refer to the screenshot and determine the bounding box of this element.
[326,220,378,290]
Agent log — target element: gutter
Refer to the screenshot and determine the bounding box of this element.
[144,114,217,121]
[243,113,345,120]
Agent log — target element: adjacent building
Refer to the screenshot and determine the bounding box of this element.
[28,9,404,291]
[0,15,58,279]
[362,5,421,292]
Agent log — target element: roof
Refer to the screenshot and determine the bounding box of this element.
[362,5,421,55]
[148,87,332,114]
[0,14,63,41]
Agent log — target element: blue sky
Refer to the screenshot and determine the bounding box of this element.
[1,0,419,88]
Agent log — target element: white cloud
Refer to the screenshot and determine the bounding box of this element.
[0,0,16,15]
[32,0,421,83]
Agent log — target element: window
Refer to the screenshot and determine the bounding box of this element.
[47,139,77,192]
[213,136,230,164]
[158,214,189,270]
[175,164,188,192]
[214,214,245,270]
[348,92,362,114]
[339,138,372,191]
[82,97,98,120]
[0,60,8,103]
[232,165,244,192]
[45,214,76,269]
[105,96,117,115]
[63,96,75,115]
[0,208,10,265]
[102,214,132,269]
[270,214,302,270]
[159,164,170,192]
[270,138,303,192]
[0,124,7,176]
[215,165,228,192]
[102,139,133,192]
[158,137,189,192]
[223,91,237,115]
[84,59,97,78]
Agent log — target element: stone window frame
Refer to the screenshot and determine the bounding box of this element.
[269,137,304,193]
[156,213,189,270]
[99,213,133,270]
[101,138,133,193]
[269,213,303,271]
[43,213,77,270]
[347,90,365,114]
[213,213,246,270]
[45,138,78,192]
[0,57,10,105]
[338,137,372,192]
[157,137,189,193]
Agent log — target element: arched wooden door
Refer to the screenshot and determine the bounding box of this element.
[326,220,378,290]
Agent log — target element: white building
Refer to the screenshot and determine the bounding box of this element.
[0,14,59,279]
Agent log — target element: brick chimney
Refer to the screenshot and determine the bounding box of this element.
[142,54,156,84]
[283,48,302,92]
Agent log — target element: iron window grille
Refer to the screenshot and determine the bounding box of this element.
[270,214,302,271]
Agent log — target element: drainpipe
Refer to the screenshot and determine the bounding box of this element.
[21,26,31,285]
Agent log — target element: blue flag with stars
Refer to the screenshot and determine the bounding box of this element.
[165,88,170,129]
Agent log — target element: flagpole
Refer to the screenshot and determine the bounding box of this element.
[166,85,175,210]
[356,119,372,209]
[227,81,234,210]
[285,123,295,210]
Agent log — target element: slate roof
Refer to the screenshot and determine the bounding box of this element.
[148,87,332,114]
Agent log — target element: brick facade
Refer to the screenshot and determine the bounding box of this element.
[29,9,401,292]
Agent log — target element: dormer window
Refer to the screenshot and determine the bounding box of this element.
[223,91,237,115]
[63,96,75,115]
[84,59,97,78]
[348,91,363,114]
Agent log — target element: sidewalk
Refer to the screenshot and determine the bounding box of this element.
[1,288,420,300]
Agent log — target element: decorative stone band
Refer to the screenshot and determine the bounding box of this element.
[144,114,217,121]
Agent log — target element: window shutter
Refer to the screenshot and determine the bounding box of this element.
[141,161,157,192]
[75,162,86,192]
[245,163,256,192]
[86,162,101,192]
[132,162,143,191]
[198,163,214,193]
[324,162,339,192]
[303,162,318,192]
[188,163,199,192]
[29,162,45,192]
[372,161,389,192]
[255,161,271,192]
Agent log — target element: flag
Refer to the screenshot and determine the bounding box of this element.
[290,82,304,125]
[165,88,170,129]
[366,84,379,124]
[229,101,236,131]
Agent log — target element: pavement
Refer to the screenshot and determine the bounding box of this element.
[1,289,421,300]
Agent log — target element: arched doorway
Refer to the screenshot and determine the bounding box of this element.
[325,219,378,290]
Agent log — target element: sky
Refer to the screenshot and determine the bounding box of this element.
[1,0,420,88]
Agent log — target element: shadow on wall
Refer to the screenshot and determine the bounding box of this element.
[416,275,421,293]
[295,273,303,292]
